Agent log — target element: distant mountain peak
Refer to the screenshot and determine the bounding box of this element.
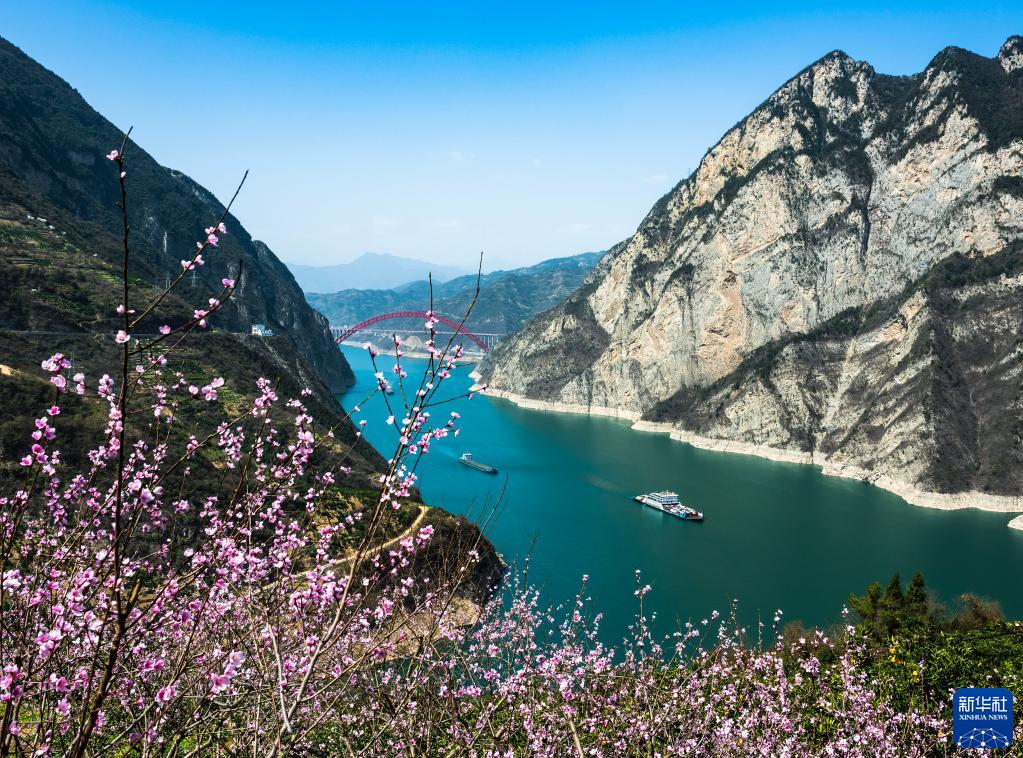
[353,252,406,262]
[306,251,603,336]
[286,253,472,293]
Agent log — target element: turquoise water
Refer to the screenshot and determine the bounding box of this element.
[340,346,1023,642]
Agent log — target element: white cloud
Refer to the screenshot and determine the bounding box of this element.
[372,215,401,229]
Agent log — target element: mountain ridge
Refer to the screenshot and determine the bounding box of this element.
[308,251,603,335]
[287,252,472,293]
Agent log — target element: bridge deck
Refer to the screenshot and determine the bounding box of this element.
[329,311,505,352]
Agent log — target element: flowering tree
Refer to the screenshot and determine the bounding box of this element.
[0,136,489,755]
[0,135,991,755]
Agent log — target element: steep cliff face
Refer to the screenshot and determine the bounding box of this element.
[0,37,352,392]
[483,37,1023,501]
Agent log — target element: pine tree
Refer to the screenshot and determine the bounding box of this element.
[849,581,883,634]
[906,572,929,623]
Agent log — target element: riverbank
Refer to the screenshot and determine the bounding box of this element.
[482,388,642,421]
[359,339,479,364]
[482,388,1023,528]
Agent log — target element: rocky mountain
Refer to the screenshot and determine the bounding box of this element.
[0,36,352,392]
[288,253,472,293]
[482,37,1023,509]
[308,252,603,334]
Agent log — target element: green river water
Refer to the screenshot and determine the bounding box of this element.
[340,346,1023,643]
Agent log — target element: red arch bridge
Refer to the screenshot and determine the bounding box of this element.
[332,311,503,352]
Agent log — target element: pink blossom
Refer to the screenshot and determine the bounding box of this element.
[115,330,130,344]
[106,149,119,160]
[0,214,958,758]
[201,378,224,401]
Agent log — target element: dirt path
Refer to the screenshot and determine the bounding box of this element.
[338,504,429,567]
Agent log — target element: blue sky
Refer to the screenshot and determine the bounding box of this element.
[4,2,1022,269]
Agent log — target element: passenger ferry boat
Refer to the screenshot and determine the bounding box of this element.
[633,491,704,521]
[459,452,498,474]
